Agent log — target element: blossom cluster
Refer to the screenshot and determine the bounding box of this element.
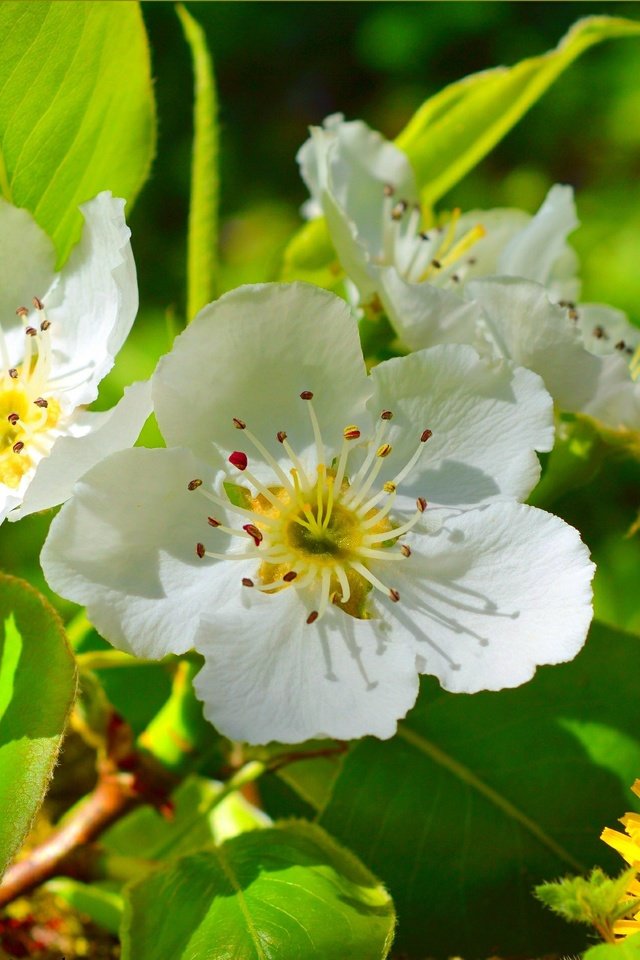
[10,111,634,747]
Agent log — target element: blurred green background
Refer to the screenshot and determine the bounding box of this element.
[2,0,640,635]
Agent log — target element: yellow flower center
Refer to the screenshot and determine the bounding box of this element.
[190,394,431,625]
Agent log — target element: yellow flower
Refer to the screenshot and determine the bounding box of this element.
[601,779,640,939]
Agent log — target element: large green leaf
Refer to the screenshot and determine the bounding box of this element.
[0,574,76,877]
[0,0,155,264]
[396,15,640,205]
[121,821,395,960]
[585,932,640,960]
[319,621,640,957]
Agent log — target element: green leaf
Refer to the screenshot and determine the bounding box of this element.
[396,15,640,205]
[177,3,220,320]
[319,620,640,957]
[0,574,76,877]
[585,931,640,960]
[0,0,156,264]
[121,821,395,960]
[47,879,124,936]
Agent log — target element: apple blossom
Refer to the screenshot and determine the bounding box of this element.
[0,192,150,523]
[42,283,594,745]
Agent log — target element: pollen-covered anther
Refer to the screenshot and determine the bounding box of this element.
[343,425,361,440]
[380,409,393,421]
[34,398,48,408]
[15,306,28,319]
[383,183,394,198]
[376,443,392,458]
[25,327,37,337]
[196,542,205,558]
[300,390,314,401]
[8,369,18,379]
[391,201,407,221]
[306,610,319,625]
[283,571,298,582]
[243,523,263,546]
[401,544,411,558]
[431,259,442,270]
[228,451,248,471]
[40,319,51,332]
[421,429,432,443]
[232,417,246,430]
[616,341,626,351]
[188,478,203,491]
[32,296,44,311]
[416,497,427,513]
[276,431,287,443]
[12,441,24,454]
[7,413,19,426]
[389,589,400,603]
[383,481,396,494]
[242,578,254,588]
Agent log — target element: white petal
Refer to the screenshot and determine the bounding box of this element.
[467,277,603,412]
[0,198,55,354]
[497,184,580,291]
[581,354,640,432]
[44,192,138,406]
[368,344,554,509]
[576,303,640,357]
[10,381,152,520]
[380,501,594,692]
[450,207,531,281]
[374,265,484,351]
[193,589,419,744]
[153,283,371,465]
[41,446,233,658]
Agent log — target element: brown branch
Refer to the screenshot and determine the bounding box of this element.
[0,717,177,909]
[267,741,348,774]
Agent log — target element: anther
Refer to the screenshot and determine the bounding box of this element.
[7,412,19,425]
[196,542,205,558]
[300,390,314,401]
[12,441,24,454]
[15,306,28,318]
[431,259,442,270]
[451,274,460,284]
[383,481,396,493]
[25,326,37,337]
[243,523,263,546]
[376,443,392,458]
[283,571,298,582]
[421,428,433,443]
[34,398,48,408]
[207,516,220,527]
[306,610,319,625]
[389,589,400,603]
[276,431,287,443]
[593,326,606,339]
[568,308,579,322]
[32,296,44,311]
[40,319,51,331]
[232,417,246,430]
[380,410,393,421]
[401,544,411,558]
[343,425,361,440]
[228,451,248,471]
[242,578,254,588]
[616,341,626,351]
[383,183,394,197]
[8,368,18,379]
[391,201,407,220]
[187,478,203,491]
[416,497,427,513]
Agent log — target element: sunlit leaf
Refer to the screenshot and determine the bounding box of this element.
[0,574,76,877]
[121,821,395,960]
[0,0,156,264]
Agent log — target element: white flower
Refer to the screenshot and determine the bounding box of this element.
[299,115,640,434]
[42,283,594,745]
[0,192,151,523]
[297,114,580,317]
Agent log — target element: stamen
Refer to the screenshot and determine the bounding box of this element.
[12,441,24,454]
[229,451,248,471]
[7,413,19,426]
[233,417,246,429]
[196,542,205,558]
[242,578,254,587]
[306,610,319,625]
[242,523,263,546]
[34,398,48,408]
[188,478,203,490]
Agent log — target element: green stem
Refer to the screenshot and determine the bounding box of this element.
[76,650,154,670]
[66,609,94,649]
[138,659,210,776]
[177,2,219,321]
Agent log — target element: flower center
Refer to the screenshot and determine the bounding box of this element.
[190,394,431,625]
[375,185,486,286]
[0,299,61,488]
